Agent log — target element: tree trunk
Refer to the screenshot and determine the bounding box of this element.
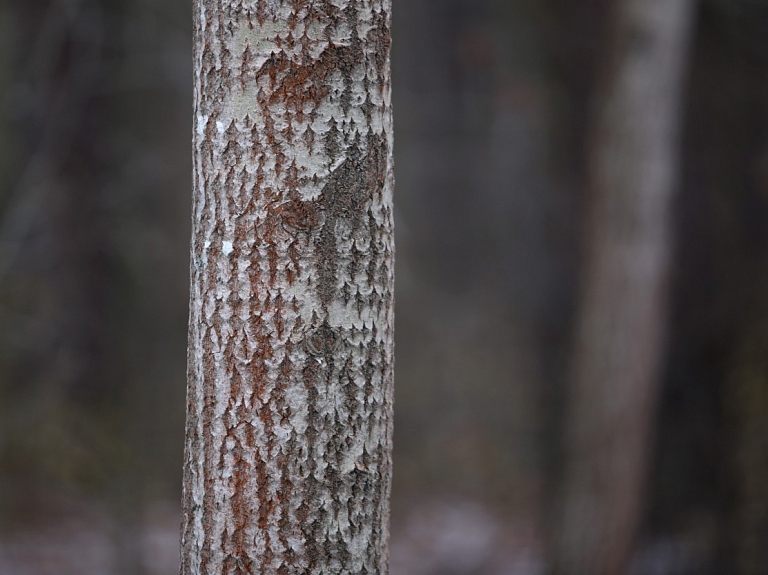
[727,323,768,575]
[181,2,395,574]
[551,1,695,574]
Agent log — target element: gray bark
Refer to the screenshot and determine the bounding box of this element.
[552,1,695,574]
[181,2,395,574]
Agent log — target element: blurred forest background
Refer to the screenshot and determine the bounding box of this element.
[1,0,768,574]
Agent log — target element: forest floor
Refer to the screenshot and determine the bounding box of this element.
[0,495,704,575]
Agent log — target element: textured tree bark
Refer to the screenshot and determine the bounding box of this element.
[181,2,394,574]
[551,1,695,574]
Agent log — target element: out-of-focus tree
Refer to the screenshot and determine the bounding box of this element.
[0,2,191,568]
[648,3,768,572]
[0,0,119,507]
[550,1,696,573]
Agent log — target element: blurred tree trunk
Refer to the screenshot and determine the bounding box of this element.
[646,3,768,571]
[181,2,395,575]
[727,322,768,574]
[551,1,696,574]
[0,0,116,498]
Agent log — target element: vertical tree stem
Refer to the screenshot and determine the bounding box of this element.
[553,1,696,574]
[182,2,395,574]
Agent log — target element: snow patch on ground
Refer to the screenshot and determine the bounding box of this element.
[389,500,545,575]
[0,497,711,575]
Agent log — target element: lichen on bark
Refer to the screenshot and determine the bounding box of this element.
[182,1,394,574]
